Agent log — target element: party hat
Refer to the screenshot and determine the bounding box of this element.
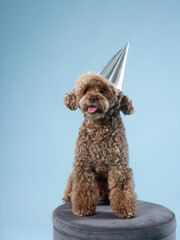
[97,43,129,90]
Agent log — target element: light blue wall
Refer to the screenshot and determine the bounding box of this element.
[0,0,180,239]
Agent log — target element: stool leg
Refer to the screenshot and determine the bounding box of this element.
[71,166,98,216]
[108,167,137,219]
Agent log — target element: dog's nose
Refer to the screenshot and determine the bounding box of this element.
[89,96,98,103]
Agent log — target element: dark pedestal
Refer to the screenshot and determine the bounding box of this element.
[52,200,176,240]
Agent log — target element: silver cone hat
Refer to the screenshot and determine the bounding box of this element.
[97,43,129,90]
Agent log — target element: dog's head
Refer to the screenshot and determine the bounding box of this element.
[64,72,134,120]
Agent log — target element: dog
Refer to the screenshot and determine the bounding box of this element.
[63,72,137,218]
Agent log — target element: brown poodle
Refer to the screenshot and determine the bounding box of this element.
[63,72,137,219]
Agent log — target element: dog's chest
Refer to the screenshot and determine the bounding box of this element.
[86,125,122,168]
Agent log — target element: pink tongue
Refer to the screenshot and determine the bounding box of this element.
[88,106,97,113]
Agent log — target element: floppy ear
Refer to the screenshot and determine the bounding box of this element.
[120,94,134,115]
[64,89,77,110]
[117,91,134,115]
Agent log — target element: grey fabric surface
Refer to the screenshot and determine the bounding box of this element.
[53,227,176,240]
[52,200,176,240]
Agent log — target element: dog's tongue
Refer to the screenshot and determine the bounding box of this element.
[88,106,97,113]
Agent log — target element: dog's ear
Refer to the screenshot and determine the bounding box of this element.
[117,91,134,115]
[64,89,77,110]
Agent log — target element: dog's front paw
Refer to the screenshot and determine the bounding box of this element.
[116,201,137,219]
[72,201,96,216]
[110,190,137,219]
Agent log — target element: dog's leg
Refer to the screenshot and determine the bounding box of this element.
[71,165,98,216]
[108,167,137,219]
[63,173,73,202]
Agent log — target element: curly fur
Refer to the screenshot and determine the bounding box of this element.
[63,72,137,218]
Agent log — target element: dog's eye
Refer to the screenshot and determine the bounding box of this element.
[83,87,90,95]
[101,87,108,94]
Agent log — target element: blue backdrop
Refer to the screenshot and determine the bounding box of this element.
[0,0,180,239]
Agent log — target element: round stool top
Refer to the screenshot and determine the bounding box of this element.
[52,200,176,240]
